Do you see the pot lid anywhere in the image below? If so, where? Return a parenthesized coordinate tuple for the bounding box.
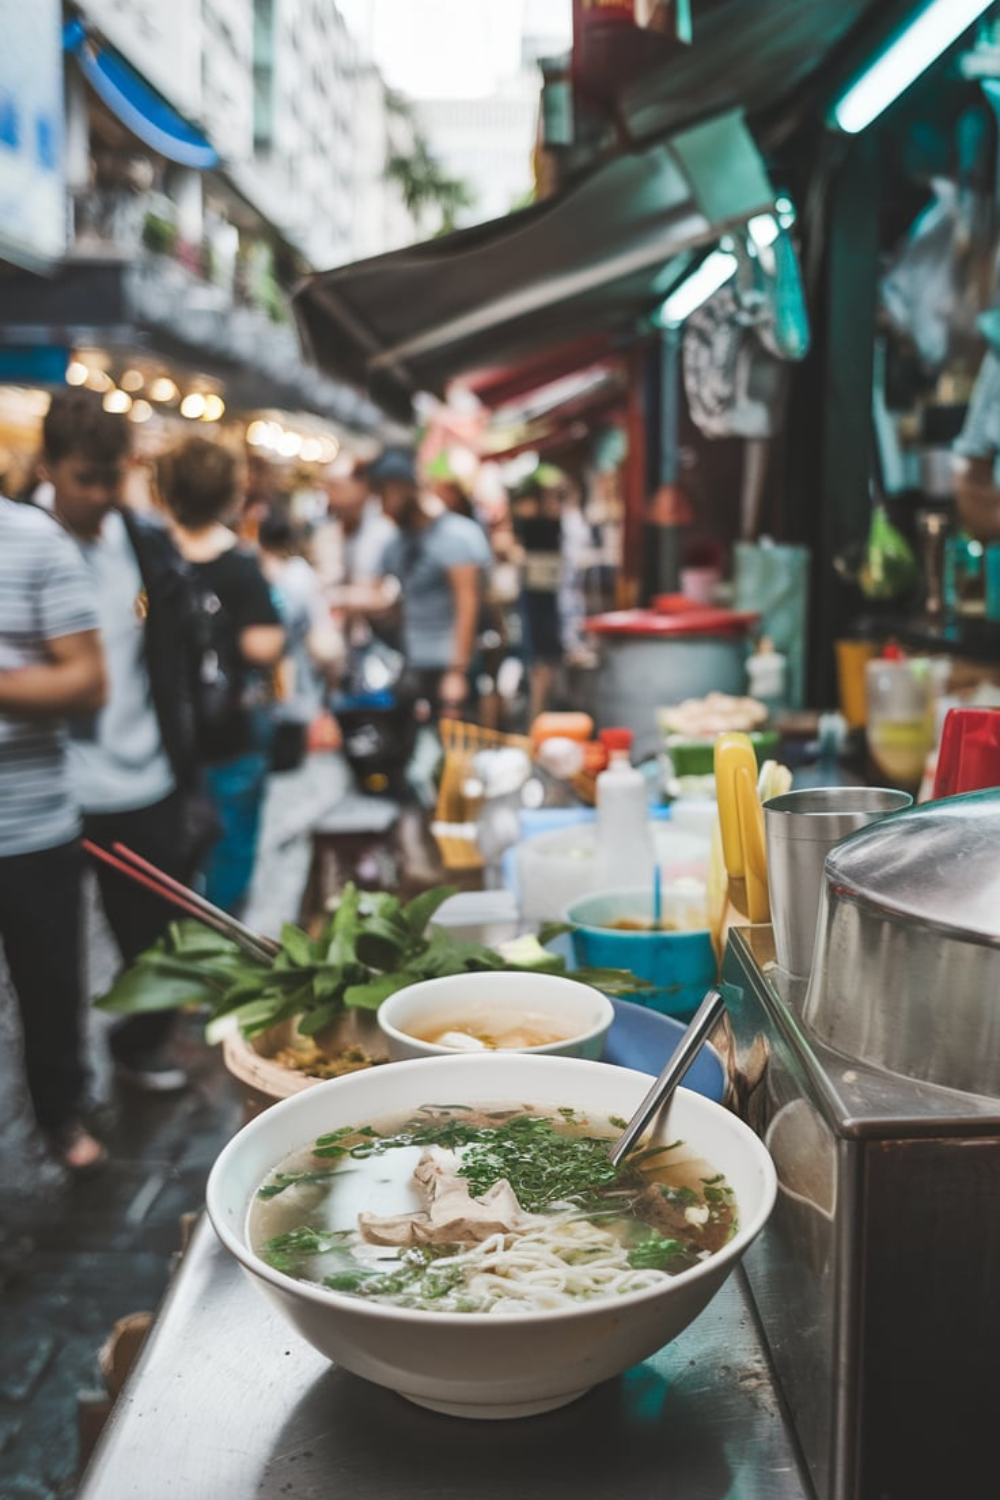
(585, 607, 759, 637)
(825, 789, 1000, 946)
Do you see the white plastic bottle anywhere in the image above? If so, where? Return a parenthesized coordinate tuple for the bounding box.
(594, 727, 656, 890)
(746, 636, 787, 718)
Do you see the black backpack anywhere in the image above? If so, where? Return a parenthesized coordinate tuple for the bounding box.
(191, 580, 249, 761)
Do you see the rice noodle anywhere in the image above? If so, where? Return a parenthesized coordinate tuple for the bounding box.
(386, 1214, 673, 1314)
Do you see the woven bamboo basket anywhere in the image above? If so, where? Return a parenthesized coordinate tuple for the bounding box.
(433, 720, 532, 870)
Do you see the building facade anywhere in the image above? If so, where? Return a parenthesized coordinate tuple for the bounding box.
(0, 0, 428, 461)
(75, 0, 399, 271)
(414, 74, 539, 230)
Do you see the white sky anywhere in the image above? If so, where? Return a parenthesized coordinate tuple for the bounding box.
(338, 0, 572, 99)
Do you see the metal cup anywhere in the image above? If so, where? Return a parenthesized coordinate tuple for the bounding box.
(763, 786, 913, 978)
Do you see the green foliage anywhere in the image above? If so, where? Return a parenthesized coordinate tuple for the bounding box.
(94, 883, 648, 1042)
(141, 211, 178, 256)
(385, 133, 475, 235)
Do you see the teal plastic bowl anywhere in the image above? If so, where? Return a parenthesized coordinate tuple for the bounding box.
(565, 888, 718, 1022)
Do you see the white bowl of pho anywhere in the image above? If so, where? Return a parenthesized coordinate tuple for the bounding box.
(206, 1053, 777, 1420)
(376, 970, 615, 1061)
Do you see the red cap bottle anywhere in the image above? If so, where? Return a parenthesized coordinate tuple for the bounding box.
(598, 727, 633, 753)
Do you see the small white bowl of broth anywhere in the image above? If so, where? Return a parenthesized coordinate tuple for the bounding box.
(376, 970, 615, 1062)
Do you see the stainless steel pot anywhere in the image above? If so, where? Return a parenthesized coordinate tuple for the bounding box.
(802, 789, 1000, 1097)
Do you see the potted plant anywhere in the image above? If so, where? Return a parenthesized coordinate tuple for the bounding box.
(97, 883, 642, 1116)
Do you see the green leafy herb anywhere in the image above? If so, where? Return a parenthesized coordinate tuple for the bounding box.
(659, 1184, 698, 1207)
(261, 1225, 349, 1271)
(94, 881, 652, 1044)
(702, 1175, 736, 1207)
(348, 1111, 630, 1213)
(257, 1169, 341, 1199)
(627, 1231, 700, 1273)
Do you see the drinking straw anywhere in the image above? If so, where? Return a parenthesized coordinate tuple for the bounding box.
(653, 863, 662, 928)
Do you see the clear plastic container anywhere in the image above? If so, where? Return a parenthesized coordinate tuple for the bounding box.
(864, 656, 935, 791)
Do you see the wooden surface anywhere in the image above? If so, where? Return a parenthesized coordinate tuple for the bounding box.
(300, 797, 483, 930)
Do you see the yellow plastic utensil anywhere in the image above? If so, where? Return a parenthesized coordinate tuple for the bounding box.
(714, 733, 770, 924)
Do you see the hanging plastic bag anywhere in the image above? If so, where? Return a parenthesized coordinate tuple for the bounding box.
(683, 227, 810, 440)
(851, 505, 920, 601)
(880, 177, 992, 374)
(683, 282, 788, 439)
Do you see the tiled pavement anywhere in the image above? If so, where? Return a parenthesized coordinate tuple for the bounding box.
(0, 753, 351, 1499)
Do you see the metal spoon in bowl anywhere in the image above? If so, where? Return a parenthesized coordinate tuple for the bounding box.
(607, 987, 727, 1168)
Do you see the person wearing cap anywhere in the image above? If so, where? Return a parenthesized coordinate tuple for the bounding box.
(366, 445, 492, 718)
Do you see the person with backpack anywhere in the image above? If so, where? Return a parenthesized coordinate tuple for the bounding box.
(40, 389, 213, 1094)
(154, 436, 284, 916)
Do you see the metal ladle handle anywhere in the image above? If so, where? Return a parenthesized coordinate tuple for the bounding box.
(608, 987, 727, 1168)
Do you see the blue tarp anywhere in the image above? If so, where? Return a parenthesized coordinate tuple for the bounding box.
(63, 19, 219, 171)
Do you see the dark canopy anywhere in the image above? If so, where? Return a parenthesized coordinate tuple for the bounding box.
(292, 0, 915, 421)
(294, 112, 773, 422)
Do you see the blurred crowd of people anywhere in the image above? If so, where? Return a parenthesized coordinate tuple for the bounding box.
(0, 389, 616, 1174)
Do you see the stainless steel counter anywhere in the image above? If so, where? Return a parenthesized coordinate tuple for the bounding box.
(78, 1214, 813, 1500)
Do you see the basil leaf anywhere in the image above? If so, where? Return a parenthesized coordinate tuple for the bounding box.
(280, 922, 314, 968)
(359, 890, 405, 926)
(96, 968, 217, 1013)
(536, 920, 574, 946)
(401, 885, 458, 936)
(320, 884, 359, 965)
(237, 990, 315, 1037)
(312, 966, 347, 1000)
(295, 1001, 343, 1036)
(355, 930, 407, 971)
(344, 974, 412, 1010)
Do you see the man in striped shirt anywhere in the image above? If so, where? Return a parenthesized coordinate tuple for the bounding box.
(0, 495, 108, 1172)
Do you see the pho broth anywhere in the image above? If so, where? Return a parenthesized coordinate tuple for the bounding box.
(249, 1101, 738, 1315)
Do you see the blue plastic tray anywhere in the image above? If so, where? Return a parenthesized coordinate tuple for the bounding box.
(603, 997, 724, 1102)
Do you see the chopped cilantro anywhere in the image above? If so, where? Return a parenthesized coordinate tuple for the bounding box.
(627, 1232, 700, 1273)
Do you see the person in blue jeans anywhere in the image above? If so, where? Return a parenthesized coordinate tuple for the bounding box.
(154, 437, 284, 915)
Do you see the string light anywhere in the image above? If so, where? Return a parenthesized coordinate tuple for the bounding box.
(102, 389, 132, 413)
(201, 394, 225, 421)
(149, 377, 179, 403)
(180, 392, 207, 419)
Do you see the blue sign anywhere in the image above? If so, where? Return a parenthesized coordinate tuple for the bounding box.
(0, 0, 66, 269)
(0, 346, 70, 383)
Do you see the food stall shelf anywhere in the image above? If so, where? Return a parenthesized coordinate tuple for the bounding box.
(78, 1214, 814, 1499)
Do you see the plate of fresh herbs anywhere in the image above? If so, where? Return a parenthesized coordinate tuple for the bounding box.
(96, 883, 648, 1061)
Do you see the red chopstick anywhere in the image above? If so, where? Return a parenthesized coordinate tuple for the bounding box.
(111, 843, 280, 960)
(82, 841, 279, 963)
